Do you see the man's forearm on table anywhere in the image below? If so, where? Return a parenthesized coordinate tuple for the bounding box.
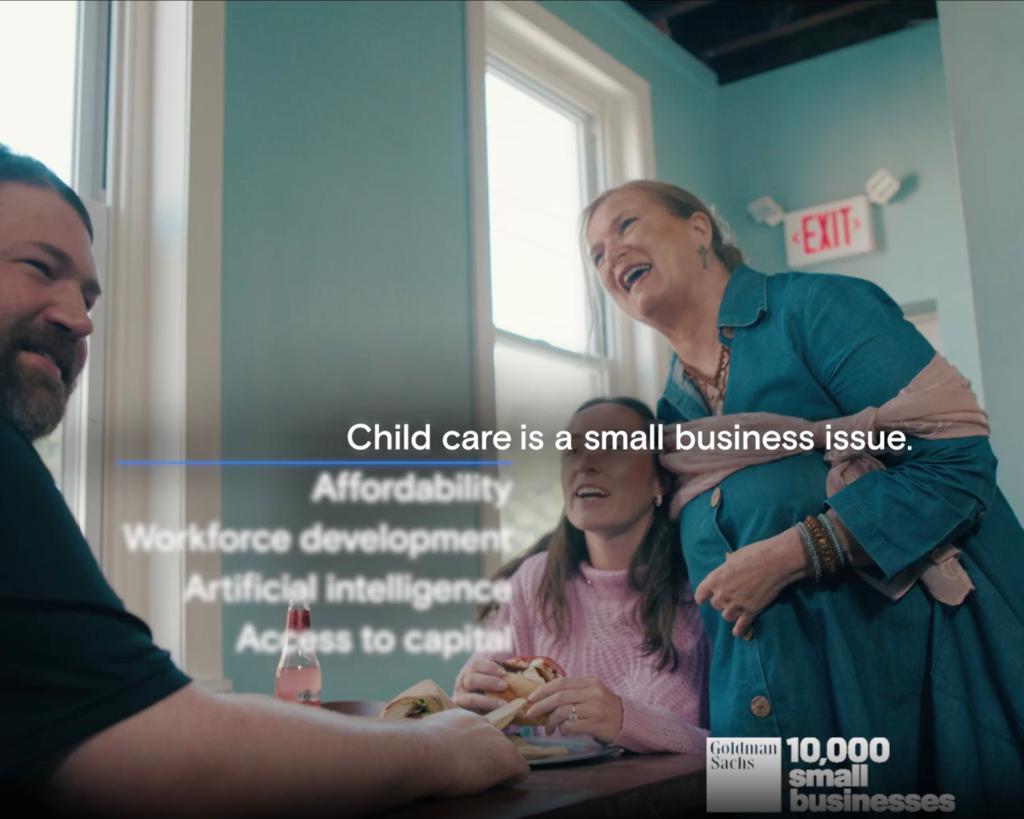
(52, 683, 448, 816)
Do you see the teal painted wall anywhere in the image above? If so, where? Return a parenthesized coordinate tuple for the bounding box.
(938, 0, 1024, 513)
(221, 0, 479, 699)
(220, 0, 717, 698)
(714, 23, 983, 395)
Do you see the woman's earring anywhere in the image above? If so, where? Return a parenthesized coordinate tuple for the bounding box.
(698, 244, 708, 269)
(654, 494, 663, 507)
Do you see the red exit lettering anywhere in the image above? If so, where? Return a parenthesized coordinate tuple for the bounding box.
(797, 205, 853, 255)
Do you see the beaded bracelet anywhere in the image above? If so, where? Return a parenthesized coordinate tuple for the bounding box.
(804, 515, 838, 577)
(796, 520, 823, 582)
(816, 512, 850, 571)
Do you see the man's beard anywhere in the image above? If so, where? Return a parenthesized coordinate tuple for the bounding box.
(0, 321, 80, 441)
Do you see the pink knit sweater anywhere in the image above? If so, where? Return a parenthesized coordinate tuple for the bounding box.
(457, 553, 709, 753)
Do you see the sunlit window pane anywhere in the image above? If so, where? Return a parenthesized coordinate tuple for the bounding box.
(0, 0, 80, 483)
(493, 340, 604, 554)
(0, 1, 79, 181)
(485, 70, 592, 354)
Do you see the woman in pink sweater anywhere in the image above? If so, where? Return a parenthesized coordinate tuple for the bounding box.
(454, 398, 709, 753)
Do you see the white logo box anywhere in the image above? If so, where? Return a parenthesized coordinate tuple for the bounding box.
(706, 737, 782, 813)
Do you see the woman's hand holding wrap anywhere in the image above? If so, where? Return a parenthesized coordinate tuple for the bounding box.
(524, 676, 624, 745)
(453, 657, 509, 713)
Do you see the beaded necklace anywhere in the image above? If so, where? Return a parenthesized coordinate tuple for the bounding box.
(681, 344, 730, 415)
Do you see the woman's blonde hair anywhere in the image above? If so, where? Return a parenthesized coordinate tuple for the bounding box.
(580, 180, 744, 272)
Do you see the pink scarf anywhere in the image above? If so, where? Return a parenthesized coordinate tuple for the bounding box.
(660, 354, 989, 604)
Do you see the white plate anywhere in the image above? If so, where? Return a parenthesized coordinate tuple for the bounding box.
(520, 737, 625, 767)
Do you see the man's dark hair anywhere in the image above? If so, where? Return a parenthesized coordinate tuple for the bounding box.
(0, 144, 93, 240)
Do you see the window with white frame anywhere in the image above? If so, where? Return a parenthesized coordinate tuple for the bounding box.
(469, 0, 660, 560)
(0, 0, 110, 549)
(4, 0, 226, 676)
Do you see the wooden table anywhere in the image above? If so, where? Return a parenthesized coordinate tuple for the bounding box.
(323, 701, 706, 819)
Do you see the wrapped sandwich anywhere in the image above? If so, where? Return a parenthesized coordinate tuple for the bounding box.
(495, 656, 565, 726)
(379, 679, 455, 720)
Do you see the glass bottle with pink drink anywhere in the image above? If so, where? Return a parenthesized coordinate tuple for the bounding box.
(274, 599, 322, 706)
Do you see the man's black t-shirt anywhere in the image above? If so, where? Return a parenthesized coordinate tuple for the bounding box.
(0, 418, 190, 781)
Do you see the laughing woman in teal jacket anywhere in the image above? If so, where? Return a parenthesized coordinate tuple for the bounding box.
(582, 180, 1024, 814)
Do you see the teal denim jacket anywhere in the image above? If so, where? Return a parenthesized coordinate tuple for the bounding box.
(658, 266, 1022, 806)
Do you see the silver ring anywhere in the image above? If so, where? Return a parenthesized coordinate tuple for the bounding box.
(570, 704, 578, 722)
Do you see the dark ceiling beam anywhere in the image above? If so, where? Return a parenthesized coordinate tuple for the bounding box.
(703, 0, 890, 60)
(647, 0, 716, 23)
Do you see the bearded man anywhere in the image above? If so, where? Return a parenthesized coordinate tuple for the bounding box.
(0, 145, 525, 816)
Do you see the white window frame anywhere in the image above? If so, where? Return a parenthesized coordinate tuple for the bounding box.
(466, 0, 664, 572)
(62, 0, 112, 555)
(484, 62, 608, 383)
(92, 0, 227, 689)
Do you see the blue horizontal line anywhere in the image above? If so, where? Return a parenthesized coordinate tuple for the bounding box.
(116, 459, 512, 468)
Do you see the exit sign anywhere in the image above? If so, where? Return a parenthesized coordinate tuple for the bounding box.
(784, 194, 874, 268)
